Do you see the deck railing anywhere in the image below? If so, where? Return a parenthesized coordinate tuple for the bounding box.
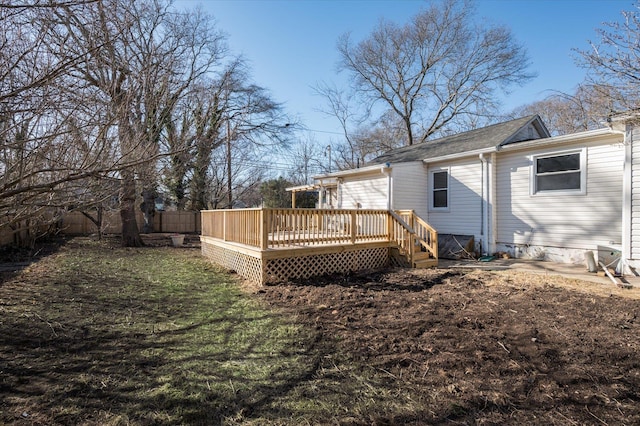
(395, 210, 438, 259)
(201, 208, 437, 262)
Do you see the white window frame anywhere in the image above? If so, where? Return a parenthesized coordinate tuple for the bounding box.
(530, 148, 587, 196)
(429, 168, 450, 211)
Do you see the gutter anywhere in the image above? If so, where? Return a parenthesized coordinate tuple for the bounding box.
(313, 163, 394, 180)
(600, 117, 632, 273)
(422, 147, 497, 165)
(497, 128, 622, 152)
(384, 164, 392, 210)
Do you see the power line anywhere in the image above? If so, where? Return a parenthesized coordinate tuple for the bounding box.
(302, 127, 343, 135)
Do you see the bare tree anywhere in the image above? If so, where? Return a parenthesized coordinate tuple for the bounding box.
(510, 84, 615, 135)
(222, 83, 293, 207)
(39, 0, 226, 245)
(160, 58, 293, 211)
(205, 139, 267, 209)
(161, 79, 225, 211)
(284, 136, 325, 184)
(314, 82, 367, 168)
(1, 0, 290, 246)
(0, 4, 119, 246)
(314, 84, 406, 170)
(576, 2, 640, 112)
(334, 0, 533, 147)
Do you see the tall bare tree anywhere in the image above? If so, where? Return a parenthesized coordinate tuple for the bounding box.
(577, 2, 640, 112)
(161, 80, 225, 211)
(1, 1, 291, 246)
(334, 0, 533, 147)
(161, 58, 292, 211)
(39, 0, 226, 245)
(221, 75, 293, 208)
(0, 3, 117, 246)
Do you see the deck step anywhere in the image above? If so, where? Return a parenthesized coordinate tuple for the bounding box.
(413, 251, 432, 259)
(413, 258, 438, 268)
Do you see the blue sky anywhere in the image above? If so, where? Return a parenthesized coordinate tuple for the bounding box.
(177, 0, 634, 155)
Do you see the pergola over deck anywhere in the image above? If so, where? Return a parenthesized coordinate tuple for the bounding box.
(200, 208, 437, 284)
(286, 178, 338, 209)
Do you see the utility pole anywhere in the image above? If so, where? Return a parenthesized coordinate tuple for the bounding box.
(226, 115, 232, 208)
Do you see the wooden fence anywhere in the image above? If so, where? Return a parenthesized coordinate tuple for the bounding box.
(61, 211, 201, 235)
(0, 210, 200, 247)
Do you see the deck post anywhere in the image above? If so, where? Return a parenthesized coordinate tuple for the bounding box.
(223, 210, 227, 241)
(350, 210, 357, 244)
(409, 229, 415, 266)
(261, 209, 269, 250)
(433, 230, 438, 260)
(408, 210, 415, 265)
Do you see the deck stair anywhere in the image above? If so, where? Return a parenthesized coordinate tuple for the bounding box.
(390, 210, 438, 269)
(413, 251, 438, 268)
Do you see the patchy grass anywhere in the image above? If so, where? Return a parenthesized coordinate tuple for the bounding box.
(0, 237, 331, 425)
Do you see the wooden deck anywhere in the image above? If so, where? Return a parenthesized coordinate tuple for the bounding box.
(200, 208, 438, 284)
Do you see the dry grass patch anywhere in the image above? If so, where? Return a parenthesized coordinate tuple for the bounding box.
(0, 237, 322, 425)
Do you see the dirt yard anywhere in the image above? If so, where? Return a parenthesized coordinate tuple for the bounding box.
(250, 267, 640, 425)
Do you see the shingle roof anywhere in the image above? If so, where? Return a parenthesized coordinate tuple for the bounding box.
(369, 115, 548, 165)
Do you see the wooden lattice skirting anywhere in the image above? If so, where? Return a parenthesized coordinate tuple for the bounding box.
(201, 236, 391, 284)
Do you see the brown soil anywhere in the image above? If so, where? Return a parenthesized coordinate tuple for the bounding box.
(250, 268, 640, 425)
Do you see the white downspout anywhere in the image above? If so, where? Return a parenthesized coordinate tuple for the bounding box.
(479, 154, 490, 255)
(490, 152, 497, 255)
(622, 125, 633, 272)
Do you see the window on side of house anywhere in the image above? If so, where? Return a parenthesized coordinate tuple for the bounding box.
(532, 149, 585, 195)
(431, 170, 449, 209)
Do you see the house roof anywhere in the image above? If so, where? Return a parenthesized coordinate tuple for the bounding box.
(369, 115, 550, 165)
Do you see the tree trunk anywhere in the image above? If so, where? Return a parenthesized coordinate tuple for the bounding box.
(140, 189, 155, 233)
(81, 205, 103, 240)
(120, 169, 143, 247)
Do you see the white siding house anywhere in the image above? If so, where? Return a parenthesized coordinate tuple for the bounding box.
(494, 131, 624, 262)
(340, 172, 389, 209)
(311, 113, 640, 272)
(425, 158, 484, 240)
(310, 162, 429, 213)
(389, 162, 428, 218)
(630, 126, 640, 261)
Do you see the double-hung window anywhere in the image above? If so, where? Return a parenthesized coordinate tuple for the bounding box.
(531, 149, 586, 195)
(431, 169, 449, 209)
